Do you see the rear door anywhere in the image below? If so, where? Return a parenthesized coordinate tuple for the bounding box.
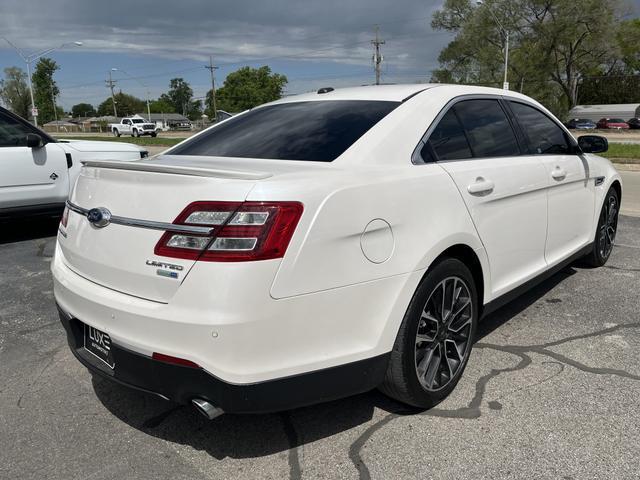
(422, 98, 549, 298)
(508, 101, 594, 265)
(0, 110, 69, 210)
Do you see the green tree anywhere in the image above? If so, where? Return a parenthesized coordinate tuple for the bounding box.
(97, 92, 146, 117)
(431, 0, 624, 116)
(32, 57, 60, 124)
(578, 71, 640, 105)
(159, 78, 201, 119)
(0, 66, 30, 119)
(210, 66, 287, 114)
(575, 18, 640, 105)
(148, 98, 175, 114)
(70, 103, 96, 118)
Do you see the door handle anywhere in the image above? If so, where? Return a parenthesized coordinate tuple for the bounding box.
(467, 177, 494, 196)
(551, 167, 567, 181)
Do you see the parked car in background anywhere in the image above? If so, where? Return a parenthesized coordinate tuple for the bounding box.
(109, 115, 157, 137)
(596, 118, 629, 130)
(0, 106, 148, 221)
(565, 118, 596, 130)
(627, 118, 640, 129)
(53, 84, 621, 418)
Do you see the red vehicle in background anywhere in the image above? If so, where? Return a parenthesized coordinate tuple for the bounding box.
(597, 118, 630, 129)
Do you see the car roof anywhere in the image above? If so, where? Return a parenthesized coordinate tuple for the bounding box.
(272, 84, 435, 103)
(270, 83, 540, 105)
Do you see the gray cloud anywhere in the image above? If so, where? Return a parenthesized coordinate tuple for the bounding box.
(0, 0, 450, 69)
(3, 0, 638, 107)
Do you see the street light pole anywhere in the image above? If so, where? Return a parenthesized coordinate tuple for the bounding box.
(25, 60, 37, 123)
(503, 31, 509, 90)
(2, 38, 82, 126)
(476, 1, 509, 90)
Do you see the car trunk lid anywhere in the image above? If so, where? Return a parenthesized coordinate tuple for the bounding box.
(59, 160, 262, 302)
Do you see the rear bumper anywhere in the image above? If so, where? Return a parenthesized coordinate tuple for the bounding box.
(58, 305, 389, 413)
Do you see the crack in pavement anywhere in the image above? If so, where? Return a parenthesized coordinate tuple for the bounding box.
(602, 265, 640, 273)
(613, 243, 640, 250)
(348, 321, 640, 479)
(280, 411, 303, 480)
(17, 354, 57, 408)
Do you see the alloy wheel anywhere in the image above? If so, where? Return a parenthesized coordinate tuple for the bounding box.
(415, 276, 473, 392)
(598, 194, 618, 259)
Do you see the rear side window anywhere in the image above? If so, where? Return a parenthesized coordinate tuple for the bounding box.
(454, 100, 520, 157)
(423, 109, 472, 161)
(509, 102, 571, 155)
(171, 100, 399, 162)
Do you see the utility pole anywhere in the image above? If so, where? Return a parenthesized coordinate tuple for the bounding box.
(111, 68, 151, 121)
(51, 88, 58, 132)
(371, 25, 385, 86)
(106, 70, 118, 117)
(205, 56, 218, 122)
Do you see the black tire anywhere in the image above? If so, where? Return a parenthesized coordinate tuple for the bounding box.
(583, 187, 619, 267)
(151, 132, 157, 138)
(379, 257, 478, 408)
(113, 129, 120, 137)
(132, 129, 139, 138)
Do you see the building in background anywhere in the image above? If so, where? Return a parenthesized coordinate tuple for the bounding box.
(135, 113, 192, 131)
(568, 104, 640, 122)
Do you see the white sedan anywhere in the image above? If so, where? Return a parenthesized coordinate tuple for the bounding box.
(0, 106, 148, 220)
(52, 84, 621, 418)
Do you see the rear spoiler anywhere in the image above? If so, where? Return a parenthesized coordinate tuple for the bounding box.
(81, 160, 272, 180)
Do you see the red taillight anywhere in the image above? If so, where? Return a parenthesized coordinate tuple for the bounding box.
(152, 352, 200, 369)
(60, 206, 69, 228)
(154, 201, 303, 262)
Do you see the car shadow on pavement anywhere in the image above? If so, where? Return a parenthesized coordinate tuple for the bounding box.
(0, 217, 60, 244)
(91, 265, 578, 461)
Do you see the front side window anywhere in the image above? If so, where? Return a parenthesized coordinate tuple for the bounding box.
(0, 112, 35, 147)
(423, 108, 472, 161)
(454, 99, 520, 157)
(171, 100, 399, 162)
(132, 119, 144, 124)
(509, 102, 571, 155)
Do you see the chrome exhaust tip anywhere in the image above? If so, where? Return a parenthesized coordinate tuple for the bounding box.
(191, 398, 224, 420)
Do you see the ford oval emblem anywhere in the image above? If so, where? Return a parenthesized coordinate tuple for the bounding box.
(87, 207, 112, 228)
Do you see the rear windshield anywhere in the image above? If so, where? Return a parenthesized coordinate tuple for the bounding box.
(171, 100, 399, 161)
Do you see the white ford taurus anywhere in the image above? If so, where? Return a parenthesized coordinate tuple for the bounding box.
(52, 84, 622, 418)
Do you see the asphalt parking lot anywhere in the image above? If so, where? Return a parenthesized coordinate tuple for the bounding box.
(1, 214, 639, 480)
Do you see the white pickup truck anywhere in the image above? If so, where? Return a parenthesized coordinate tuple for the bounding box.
(0, 106, 148, 221)
(109, 115, 158, 138)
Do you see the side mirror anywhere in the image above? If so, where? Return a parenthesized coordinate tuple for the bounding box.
(578, 135, 608, 154)
(25, 133, 43, 149)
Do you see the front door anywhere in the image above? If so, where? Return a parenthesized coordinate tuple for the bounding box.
(507, 101, 595, 265)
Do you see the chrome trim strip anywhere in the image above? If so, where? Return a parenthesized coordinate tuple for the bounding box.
(65, 200, 214, 235)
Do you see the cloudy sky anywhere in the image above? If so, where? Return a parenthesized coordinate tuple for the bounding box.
(0, 0, 638, 110)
